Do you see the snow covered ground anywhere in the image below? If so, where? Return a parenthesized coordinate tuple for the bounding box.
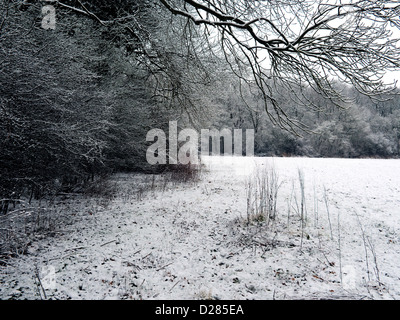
(1, 156, 399, 300)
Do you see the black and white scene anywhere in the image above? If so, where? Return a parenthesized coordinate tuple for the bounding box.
(1, 0, 400, 301)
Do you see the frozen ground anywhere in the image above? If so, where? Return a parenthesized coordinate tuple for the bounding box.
(0, 156, 399, 300)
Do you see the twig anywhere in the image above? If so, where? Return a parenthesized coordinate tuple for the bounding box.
(287, 180, 294, 229)
(58, 1, 109, 26)
(355, 211, 370, 282)
(65, 246, 87, 252)
(321, 250, 334, 267)
(35, 266, 47, 300)
(323, 186, 334, 240)
(313, 181, 319, 228)
(298, 168, 306, 250)
(100, 239, 117, 247)
(48, 252, 78, 261)
(169, 279, 181, 292)
(156, 262, 173, 271)
(142, 252, 152, 260)
(366, 236, 381, 283)
(337, 209, 342, 284)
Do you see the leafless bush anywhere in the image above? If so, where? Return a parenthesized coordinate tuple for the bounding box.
(114, 162, 203, 205)
(83, 176, 117, 199)
(355, 211, 381, 286)
(0, 203, 62, 262)
(165, 162, 203, 185)
(246, 164, 281, 225)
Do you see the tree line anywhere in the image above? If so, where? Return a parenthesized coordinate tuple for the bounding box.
(1, 0, 400, 210)
(211, 82, 400, 158)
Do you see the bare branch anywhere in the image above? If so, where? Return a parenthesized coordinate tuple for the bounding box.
(158, 0, 400, 132)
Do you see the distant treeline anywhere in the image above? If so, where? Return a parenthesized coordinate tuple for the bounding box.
(210, 84, 400, 159)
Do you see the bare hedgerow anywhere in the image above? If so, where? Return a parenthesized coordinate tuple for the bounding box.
(165, 162, 203, 185)
(114, 162, 204, 204)
(0, 201, 67, 263)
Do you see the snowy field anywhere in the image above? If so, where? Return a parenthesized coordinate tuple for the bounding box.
(1, 156, 399, 300)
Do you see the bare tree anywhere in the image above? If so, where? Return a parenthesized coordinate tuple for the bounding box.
(46, 1, 400, 134)
(158, 0, 400, 132)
